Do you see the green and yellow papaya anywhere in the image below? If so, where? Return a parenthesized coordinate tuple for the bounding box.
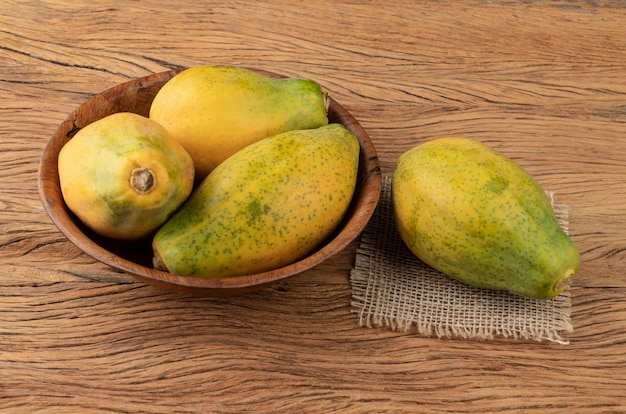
(58, 112, 195, 240)
(152, 123, 360, 278)
(392, 137, 579, 300)
(150, 65, 329, 179)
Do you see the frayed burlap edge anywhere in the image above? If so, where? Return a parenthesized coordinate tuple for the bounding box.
(350, 176, 573, 344)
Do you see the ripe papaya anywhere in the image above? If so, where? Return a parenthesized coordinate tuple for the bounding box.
(58, 112, 195, 240)
(392, 137, 579, 300)
(152, 123, 359, 278)
(149, 65, 329, 179)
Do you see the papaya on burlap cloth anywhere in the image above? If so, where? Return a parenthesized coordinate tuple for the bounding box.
(350, 176, 573, 344)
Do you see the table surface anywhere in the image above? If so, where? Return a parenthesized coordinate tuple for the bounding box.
(2, 1, 626, 412)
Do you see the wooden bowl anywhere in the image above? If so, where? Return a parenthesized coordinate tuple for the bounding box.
(38, 68, 382, 296)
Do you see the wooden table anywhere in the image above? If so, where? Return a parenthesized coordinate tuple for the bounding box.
(2, 1, 625, 412)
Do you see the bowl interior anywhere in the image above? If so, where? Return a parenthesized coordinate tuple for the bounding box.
(38, 68, 382, 296)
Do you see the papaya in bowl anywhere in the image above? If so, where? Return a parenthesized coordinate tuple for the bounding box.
(38, 67, 382, 296)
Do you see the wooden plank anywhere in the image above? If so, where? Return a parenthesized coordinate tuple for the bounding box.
(0, 283, 625, 412)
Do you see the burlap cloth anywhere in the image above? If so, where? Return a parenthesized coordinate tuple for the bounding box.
(351, 176, 573, 344)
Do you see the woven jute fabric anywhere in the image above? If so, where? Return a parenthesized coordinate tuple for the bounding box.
(351, 176, 573, 344)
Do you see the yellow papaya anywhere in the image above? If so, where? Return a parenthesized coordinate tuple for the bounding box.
(152, 123, 359, 278)
(58, 112, 195, 240)
(392, 137, 579, 300)
(149, 65, 329, 179)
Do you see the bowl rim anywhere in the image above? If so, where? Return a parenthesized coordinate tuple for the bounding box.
(38, 67, 382, 295)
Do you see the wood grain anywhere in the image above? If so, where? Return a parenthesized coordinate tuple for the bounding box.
(2, 0, 626, 412)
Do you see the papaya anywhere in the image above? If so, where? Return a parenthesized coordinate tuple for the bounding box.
(58, 112, 195, 240)
(392, 137, 579, 300)
(149, 65, 329, 179)
(152, 123, 360, 278)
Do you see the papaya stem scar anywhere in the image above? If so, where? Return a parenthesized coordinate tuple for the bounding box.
(130, 167, 155, 194)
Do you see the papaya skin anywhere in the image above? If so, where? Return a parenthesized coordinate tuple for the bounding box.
(152, 123, 359, 279)
(392, 137, 580, 300)
(58, 112, 195, 240)
(149, 65, 329, 179)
